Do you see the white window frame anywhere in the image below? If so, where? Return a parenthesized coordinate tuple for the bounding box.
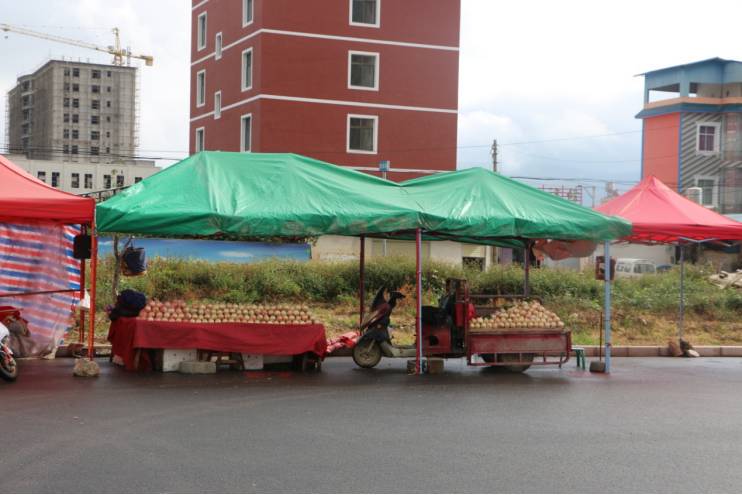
(694, 175, 718, 208)
(214, 91, 222, 119)
(349, 0, 380, 28)
(215, 32, 223, 60)
(197, 12, 207, 51)
(696, 122, 721, 155)
(348, 50, 379, 91)
(240, 113, 253, 152)
(196, 69, 206, 107)
(346, 114, 378, 155)
(195, 127, 205, 152)
(243, 0, 254, 27)
(241, 47, 253, 92)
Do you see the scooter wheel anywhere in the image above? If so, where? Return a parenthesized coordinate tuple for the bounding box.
(0, 356, 18, 382)
(352, 340, 382, 369)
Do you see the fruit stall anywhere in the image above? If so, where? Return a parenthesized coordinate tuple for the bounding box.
(96, 153, 428, 373)
(108, 301, 327, 372)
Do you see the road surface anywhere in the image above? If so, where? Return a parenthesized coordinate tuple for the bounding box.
(2, 357, 742, 493)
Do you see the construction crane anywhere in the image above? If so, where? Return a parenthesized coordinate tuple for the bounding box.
(0, 23, 153, 67)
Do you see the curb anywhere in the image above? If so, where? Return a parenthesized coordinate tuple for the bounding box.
(573, 345, 742, 358)
(329, 345, 742, 358)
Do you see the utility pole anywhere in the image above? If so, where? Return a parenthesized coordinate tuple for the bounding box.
(490, 139, 498, 172)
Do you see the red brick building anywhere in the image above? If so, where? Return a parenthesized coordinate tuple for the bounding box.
(189, 0, 460, 180)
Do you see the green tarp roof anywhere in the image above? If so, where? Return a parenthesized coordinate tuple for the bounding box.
(96, 152, 630, 244)
(403, 167, 631, 242)
(97, 152, 422, 238)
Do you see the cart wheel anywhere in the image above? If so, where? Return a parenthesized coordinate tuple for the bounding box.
(352, 340, 382, 369)
(498, 353, 534, 373)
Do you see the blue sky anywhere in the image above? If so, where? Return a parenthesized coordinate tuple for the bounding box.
(1, 0, 741, 200)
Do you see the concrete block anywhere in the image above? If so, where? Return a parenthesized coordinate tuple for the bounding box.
(694, 346, 721, 357)
(721, 346, 742, 357)
(73, 358, 100, 377)
(627, 346, 662, 357)
(241, 354, 264, 370)
(178, 360, 216, 374)
(163, 349, 198, 372)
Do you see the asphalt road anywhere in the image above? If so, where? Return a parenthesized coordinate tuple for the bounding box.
(2, 357, 742, 493)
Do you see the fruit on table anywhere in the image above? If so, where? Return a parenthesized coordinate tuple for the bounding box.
(139, 300, 320, 324)
(470, 300, 564, 330)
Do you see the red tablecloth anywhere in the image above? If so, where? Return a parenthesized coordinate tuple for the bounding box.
(108, 317, 327, 371)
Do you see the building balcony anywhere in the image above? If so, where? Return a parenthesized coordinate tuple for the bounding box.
(637, 95, 742, 118)
(644, 95, 742, 110)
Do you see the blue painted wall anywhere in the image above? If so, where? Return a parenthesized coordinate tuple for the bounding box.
(97, 237, 311, 263)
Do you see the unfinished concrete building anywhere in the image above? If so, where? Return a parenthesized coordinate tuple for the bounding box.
(5, 59, 158, 192)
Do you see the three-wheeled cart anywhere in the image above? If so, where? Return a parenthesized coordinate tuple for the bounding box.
(353, 279, 571, 372)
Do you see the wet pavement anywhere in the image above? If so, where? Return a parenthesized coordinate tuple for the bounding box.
(2, 357, 742, 493)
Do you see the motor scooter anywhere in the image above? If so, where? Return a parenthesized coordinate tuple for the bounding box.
(352, 289, 417, 368)
(0, 322, 18, 382)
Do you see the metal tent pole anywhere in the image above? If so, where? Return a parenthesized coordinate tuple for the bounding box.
(603, 241, 612, 373)
(524, 241, 531, 297)
(416, 228, 423, 374)
(78, 226, 87, 344)
(359, 235, 365, 327)
(87, 226, 98, 359)
(678, 244, 685, 341)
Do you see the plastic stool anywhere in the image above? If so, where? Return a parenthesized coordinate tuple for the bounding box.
(573, 347, 586, 370)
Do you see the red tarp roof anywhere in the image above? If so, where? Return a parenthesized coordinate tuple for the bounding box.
(0, 155, 95, 224)
(596, 175, 742, 243)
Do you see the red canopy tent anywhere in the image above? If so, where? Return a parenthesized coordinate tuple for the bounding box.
(0, 155, 98, 357)
(596, 176, 742, 243)
(597, 175, 742, 343)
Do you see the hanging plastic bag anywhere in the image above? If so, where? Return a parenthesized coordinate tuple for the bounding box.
(121, 238, 147, 277)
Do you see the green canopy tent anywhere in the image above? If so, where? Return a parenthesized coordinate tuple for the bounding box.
(96, 152, 631, 373)
(97, 151, 439, 373)
(97, 152, 426, 238)
(401, 167, 631, 371)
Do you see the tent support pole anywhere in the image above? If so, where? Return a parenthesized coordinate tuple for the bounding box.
(603, 241, 612, 373)
(87, 225, 98, 359)
(359, 235, 365, 327)
(524, 241, 531, 297)
(678, 244, 685, 341)
(416, 228, 423, 374)
(78, 226, 87, 345)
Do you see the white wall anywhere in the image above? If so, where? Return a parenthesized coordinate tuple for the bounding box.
(311, 235, 491, 268)
(4, 153, 159, 193)
(603, 243, 673, 265)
